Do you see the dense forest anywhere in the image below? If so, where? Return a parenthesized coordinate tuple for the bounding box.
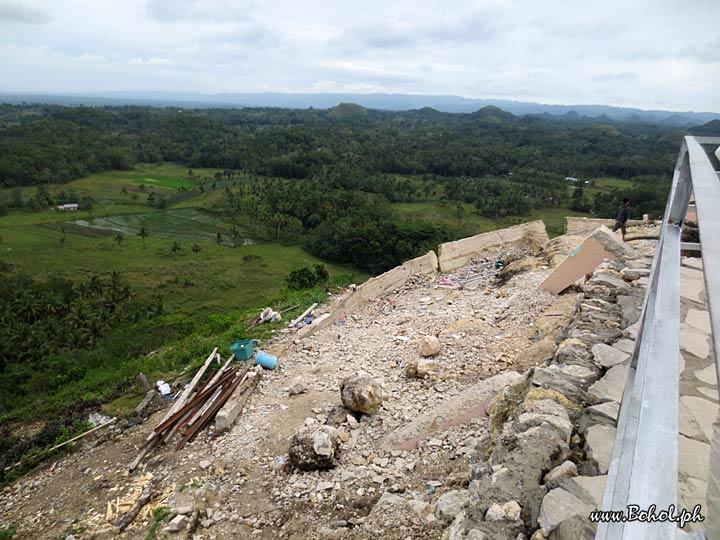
(0, 103, 679, 186)
(0, 103, 680, 273)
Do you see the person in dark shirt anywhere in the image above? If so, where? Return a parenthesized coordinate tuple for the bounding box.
(612, 198, 631, 241)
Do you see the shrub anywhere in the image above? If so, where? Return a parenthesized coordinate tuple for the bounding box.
(286, 264, 329, 290)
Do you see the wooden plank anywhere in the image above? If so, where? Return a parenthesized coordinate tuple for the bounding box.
(129, 347, 218, 471)
(289, 303, 317, 327)
(4, 417, 117, 472)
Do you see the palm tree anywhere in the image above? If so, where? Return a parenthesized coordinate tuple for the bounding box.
(138, 226, 148, 249)
(229, 225, 241, 247)
(191, 243, 201, 255)
(114, 231, 124, 246)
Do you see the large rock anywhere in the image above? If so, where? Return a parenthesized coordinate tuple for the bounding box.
(340, 372, 383, 414)
(523, 338, 558, 366)
(621, 267, 650, 281)
(484, 500, 521, 522)
(584, 424, 616, 474)
(288, 377, 307, 396)
(497, 257, 539, 282)
(538, 488, 595, 536)
(588, 364, 629, 403)
(531, 367, 595, 406)
(549, 515, 597, 540)
(589, 226, 635, 260)
(559, 475, 607, 508)
(592, 272, 630, 291)
(288, 425, 341, 470)
(435, 490, 471, 523)
(381, 371, 521, 450)
(543, 461, 578, 488)
(419, 335, 441, 357)
(514, 412, 573, 443)
(405, 358, 440, 378)
(468, 424, 569, 516)
(591, 343, 630, 368)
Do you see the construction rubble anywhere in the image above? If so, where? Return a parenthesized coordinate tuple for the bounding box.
(0, 222, 661, 540)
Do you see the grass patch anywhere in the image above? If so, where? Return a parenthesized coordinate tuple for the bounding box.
(146, 506, 174, 540)
(393, 201, 591, 238)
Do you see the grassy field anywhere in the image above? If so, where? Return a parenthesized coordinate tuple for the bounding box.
(0, 163, 219, 207)
(591, 177, 635, 190)
(0, 164, 364, 322)
(393, 201, 591, 238)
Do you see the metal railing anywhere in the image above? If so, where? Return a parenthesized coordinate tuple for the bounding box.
(596, 136, 720, 540)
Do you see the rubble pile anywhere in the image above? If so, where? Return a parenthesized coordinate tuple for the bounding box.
(0, 225, 659, 540)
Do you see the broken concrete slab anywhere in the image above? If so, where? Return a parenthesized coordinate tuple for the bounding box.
(380, 371, 521, 450)
(591, 343, 630, 368)
(588, 364, 629, 403)
(538, 488, 595, 536)
(584, 424, 617, 474)
(540, 234, 617, 295)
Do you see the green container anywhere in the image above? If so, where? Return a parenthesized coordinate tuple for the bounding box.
(231, 339, 254, 361)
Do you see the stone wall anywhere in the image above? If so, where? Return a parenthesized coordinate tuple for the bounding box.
(437, 221, 549, 273)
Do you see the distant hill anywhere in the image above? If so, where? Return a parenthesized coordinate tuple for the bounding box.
(1, 90, 718, 127)
(327, 102, 368, 120)
(689, 119, 720, 135)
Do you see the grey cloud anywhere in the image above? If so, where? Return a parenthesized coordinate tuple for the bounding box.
(329, 22, 416, 54)
(330, 12, 495, 54)
(146, 0, 254, 23)
(0, 1, 52, 24)
(678, 36, 720, 63)
(592, 72, 637, 82)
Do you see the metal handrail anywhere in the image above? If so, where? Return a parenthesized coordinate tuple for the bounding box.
(596, 136, 720, 540)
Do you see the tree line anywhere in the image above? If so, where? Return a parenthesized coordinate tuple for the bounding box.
(0, 104, 679, 189)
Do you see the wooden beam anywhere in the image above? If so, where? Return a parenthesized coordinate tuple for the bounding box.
(288, 303, 317, 328)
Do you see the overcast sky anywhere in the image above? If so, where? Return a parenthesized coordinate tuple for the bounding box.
(1, 0, 719, 111)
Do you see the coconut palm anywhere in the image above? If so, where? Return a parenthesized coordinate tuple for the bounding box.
(138, 226, 148, 249)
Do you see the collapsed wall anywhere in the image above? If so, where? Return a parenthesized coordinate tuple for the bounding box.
(437, 221, 549, 273)
(296, 222, 549, 340)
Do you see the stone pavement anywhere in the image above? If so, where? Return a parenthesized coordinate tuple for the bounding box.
(678, 257, 718, 534)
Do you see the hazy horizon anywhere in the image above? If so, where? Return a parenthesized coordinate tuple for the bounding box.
(2, 0, 719, 111)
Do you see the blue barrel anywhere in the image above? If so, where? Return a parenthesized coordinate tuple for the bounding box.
(254, 350, 277, 370)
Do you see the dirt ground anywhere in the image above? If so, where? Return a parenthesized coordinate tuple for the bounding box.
(0, 248, 580, 540)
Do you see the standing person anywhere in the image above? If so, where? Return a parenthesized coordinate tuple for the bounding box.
(612, 198, 631, 241)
